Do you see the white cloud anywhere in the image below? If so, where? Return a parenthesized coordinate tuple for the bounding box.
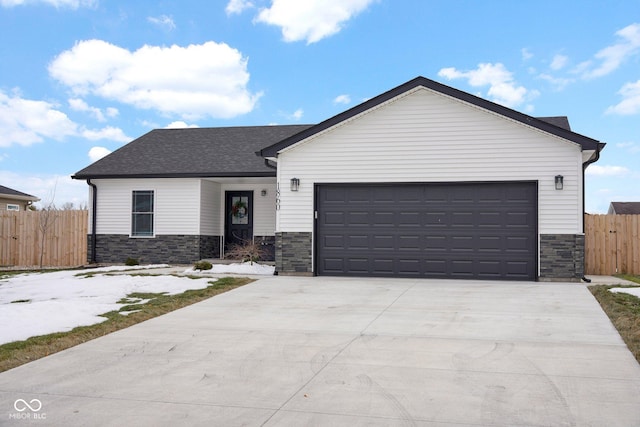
(585, 164, 630, 176)
(68, 98, 119, 122)
(49, 40, 262, 120)
(147, 15, 176, 31)
(290, 108, 303, 120)
(581, 23, 640, 79)
(550, 54, 568, 70)
(0, 0, 96, 7)
(226, 0, 253, 15)
(521, 48, 533, 61)
(333, 94, 351, 104)
(88, 146, 111, 162)
(606, 80, 640, 115)
(616, 141, 640, 153)
(81, 126, 130, 142)
(255, 0, 376, 44)
(438, 63, 532, 108)
(538, 73, 574, 91)
(165, 121, 199, 129)
(0, 90, 77, 147)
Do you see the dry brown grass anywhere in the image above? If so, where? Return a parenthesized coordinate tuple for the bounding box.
(590, 277, 640, 364)
(0, 276, 252, 373)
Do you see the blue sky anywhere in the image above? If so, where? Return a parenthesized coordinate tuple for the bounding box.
(0, 0, 639, 213)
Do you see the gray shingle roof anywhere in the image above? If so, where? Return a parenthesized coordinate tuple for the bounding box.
(73, 125, 312, 179)
(608, 202, 640, 215)
(0, 185, 39, 200)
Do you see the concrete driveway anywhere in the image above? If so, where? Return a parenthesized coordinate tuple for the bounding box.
(1, 276, 640, 426)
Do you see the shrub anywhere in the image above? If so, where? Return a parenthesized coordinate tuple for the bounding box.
(125, 257, 139, 266)
(194, 260, 213, 271)
(225, 240, 267, 265)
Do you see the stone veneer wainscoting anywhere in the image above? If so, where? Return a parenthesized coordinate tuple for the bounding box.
(87, 235, 220, 264)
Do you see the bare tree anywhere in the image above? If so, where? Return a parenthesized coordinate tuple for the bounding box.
(38, 184, 59, 269)
(60, 201, 75, 210)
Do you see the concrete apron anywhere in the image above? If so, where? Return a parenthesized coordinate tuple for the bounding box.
(1, 276, 639, 426)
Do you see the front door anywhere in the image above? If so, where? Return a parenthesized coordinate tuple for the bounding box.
(225, 191, 253, 249)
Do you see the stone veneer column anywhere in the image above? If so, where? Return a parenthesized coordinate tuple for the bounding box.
(539, 234, 585, 282)
(275, 232, 312, 275)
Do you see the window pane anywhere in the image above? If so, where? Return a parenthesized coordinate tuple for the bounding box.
(133, 191, 153, 213)
(132, 214, 153, 236)
(132, 191, 154, 236)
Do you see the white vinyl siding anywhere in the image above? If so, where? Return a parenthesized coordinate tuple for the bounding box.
(93, 178, 201, 235)
(200, 180, 221, 235)
(277, 87, 584, 235)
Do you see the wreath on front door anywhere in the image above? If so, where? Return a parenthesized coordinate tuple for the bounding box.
(231, 200, 247, 218)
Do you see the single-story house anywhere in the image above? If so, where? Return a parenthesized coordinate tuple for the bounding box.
(72, 76, 605, 281)
(608, 202, 640, 215)
(0, 185, 39, 211)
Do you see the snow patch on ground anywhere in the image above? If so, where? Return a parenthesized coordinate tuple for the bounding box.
(185, 262, 275, 276)
(0, 265, 210, 345)
(609, 287, 640, 298)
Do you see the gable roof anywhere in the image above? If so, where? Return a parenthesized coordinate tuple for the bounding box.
(0, 185, 39, 201)
(260, 76, 605, 158)
(608, 202, 640, 215)
(73, 125, 313, 180)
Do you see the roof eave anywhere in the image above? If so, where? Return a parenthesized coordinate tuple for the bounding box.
(0, 194, 40, 202)
(72, 171, 277, 180)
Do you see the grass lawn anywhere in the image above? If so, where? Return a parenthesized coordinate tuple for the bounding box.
(590, 275, 640, 364)
(0, 276, 251, 373)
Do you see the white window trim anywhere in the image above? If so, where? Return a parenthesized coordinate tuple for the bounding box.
(6, 204, 20, 211)
(130, 189, 156, 238)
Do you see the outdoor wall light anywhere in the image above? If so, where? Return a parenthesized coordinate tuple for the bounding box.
(290, 178, 300, 192)
(555, 175, 564, 190)
(261, 189, 267, 197)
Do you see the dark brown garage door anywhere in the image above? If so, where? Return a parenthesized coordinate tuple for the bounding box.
(315, 182, 537, 280)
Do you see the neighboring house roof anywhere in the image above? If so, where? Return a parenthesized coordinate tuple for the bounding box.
(0, 185, 39, 201)
(260, 76, 605, 158)
(608, 202, 640, 215)
(73, 125, 313, 179)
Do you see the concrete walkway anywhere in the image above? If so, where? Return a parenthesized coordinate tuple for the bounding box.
(1, 276, 639, 426)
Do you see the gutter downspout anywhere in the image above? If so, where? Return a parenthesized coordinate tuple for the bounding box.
(580, 144, 604, 283)
(87, 179, 97, 264)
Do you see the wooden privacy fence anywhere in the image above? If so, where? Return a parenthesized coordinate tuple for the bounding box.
(0, 210, 88, 268)
(585, 214, 640, 275)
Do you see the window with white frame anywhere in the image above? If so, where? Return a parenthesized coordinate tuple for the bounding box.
(6, 204, 20, 211)
(131, 190, 154, 237)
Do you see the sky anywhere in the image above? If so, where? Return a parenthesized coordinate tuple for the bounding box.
(0, 0, 639, 213)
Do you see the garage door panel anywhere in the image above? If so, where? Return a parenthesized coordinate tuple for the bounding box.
(347, 235, 369, 249)
(323, 235, 344, 249)
(398, 212, 421, 226)
(398, 235, 420, 250)
(324, 212, 345, 225)
(316, 182, 537, 280)
(347, 211, 369, 226)
(373, 212, 395, 226)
